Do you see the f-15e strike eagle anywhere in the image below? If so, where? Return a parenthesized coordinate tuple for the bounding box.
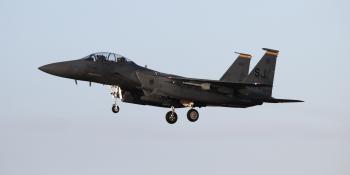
(39, 48, 303, 124)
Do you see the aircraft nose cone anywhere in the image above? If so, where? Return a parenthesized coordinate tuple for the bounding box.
(38, 63, 63, 75)
(38, 64, 52, 73)
(39, 61, 79, 79)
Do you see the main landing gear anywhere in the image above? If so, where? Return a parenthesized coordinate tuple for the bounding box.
(165, 107, 177, 124)
(111, 85, 122, 113)
(187, 108, 199, 122)
(165, 107, 199, 124)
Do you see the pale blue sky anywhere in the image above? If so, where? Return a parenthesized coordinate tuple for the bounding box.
(1, 0, 349, 175)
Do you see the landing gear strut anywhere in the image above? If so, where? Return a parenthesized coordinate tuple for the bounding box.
(165, 106, 177, 124)
(111, 85, 122, 113)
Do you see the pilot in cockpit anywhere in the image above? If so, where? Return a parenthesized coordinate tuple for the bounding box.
(117, 57, 126, 63)
(96, 55, 107, 61)
(84, 53, 131, 63)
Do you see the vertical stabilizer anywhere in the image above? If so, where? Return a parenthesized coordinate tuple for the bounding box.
(220, 52, 251, 82)
(245, 48, 279, 97)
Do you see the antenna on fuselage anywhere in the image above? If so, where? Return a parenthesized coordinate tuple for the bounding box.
(75, 80, 77, 85)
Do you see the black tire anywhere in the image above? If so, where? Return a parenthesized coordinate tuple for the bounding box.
(112, 104, 120, 113)
(187, 109, 199, 122)
(165, 111, 177, 124)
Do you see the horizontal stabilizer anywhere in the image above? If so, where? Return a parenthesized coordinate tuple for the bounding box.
(264, 98, 304, 103)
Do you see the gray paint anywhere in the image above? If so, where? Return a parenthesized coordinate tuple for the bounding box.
(39, 49, 301, 118)
(1, 0, 349, 174)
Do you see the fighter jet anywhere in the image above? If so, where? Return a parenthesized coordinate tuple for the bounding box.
(39, 48, 303, 124)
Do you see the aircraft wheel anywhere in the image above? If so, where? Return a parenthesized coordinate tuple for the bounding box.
(112, 104, 120, 113)
(165, 111, 177, 124)
(187, 109, 199, 122)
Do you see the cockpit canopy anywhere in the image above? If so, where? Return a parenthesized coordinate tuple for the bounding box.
(83, 52, 133, 63)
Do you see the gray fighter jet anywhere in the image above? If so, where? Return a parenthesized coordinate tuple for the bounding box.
(39, 48, 303, 124)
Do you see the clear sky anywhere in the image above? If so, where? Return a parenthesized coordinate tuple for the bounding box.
(1, 0, 349, 174)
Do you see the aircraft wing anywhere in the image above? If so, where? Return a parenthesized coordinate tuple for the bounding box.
(167, 76, 272, 89)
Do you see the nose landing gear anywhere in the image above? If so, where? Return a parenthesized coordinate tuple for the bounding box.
(112, 104, 120, 113)
(111, 85, 122, 113)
